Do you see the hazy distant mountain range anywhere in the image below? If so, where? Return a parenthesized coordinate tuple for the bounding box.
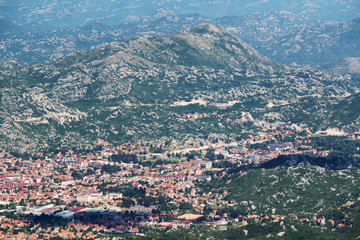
(1, 0, 359, 28)
(0, 9, 359, 69)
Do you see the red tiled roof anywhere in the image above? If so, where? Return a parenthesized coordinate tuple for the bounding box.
(70, 206, 86, 211)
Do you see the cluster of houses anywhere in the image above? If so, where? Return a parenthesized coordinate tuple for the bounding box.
(0, 129, 357, 238)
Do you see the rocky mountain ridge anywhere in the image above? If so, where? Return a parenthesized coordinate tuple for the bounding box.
(1, 9, 359, 70)
(321, 57, 360, 87)
(0, 24, 357, 152)
(1, 0, 358, 29)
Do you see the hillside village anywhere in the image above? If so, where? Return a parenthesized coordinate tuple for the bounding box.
(0, 126, 358, 239)
(0, 1, 359, 239)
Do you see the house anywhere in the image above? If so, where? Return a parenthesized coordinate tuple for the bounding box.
(219, 226, 227, 231)
(268, 143, 294, 152)
(201, 161, 212, 170)
(193, 175, 211, 181)
(77, 192, 122, 203)
(158, 222, 176, 228)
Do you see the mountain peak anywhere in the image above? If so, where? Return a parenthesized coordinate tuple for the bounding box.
(190, 24, 224, 35)
(149, 8, 176, 19)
